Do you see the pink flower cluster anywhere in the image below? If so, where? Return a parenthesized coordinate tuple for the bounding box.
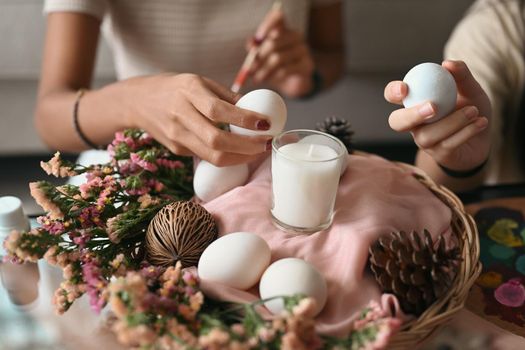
(37, 216, 67, 235)
(79, 175, 118, 208)
(351, 300, 402, 350)
(109, 262, 203, 348)
(40, 151, 77, 177)
(107, 130, 154, 158)
(82, 256, 108, 313)
(123, 177, 165, 196)
(29, 182, 64, 220)
(156, 158, 185, 170)
(4, 129, 194, 323)
(130, 153, 158, 172)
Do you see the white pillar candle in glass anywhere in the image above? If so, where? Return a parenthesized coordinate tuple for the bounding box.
(271, 129, 346, 233)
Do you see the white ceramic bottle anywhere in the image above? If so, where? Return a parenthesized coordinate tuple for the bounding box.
(0, 196, 40, 307)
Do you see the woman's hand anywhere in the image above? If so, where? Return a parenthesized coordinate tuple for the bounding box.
(122, 73, 273, 166)
(384, 60, 491, 174)
(248, 8, 315, 98)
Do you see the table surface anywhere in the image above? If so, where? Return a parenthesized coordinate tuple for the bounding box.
(1, 153, 524, 347)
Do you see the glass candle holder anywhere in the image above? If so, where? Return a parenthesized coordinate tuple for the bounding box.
(271, 129, 347, 233)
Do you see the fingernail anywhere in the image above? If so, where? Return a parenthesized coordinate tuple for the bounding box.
(265, 139, 273, 151)
(464, 106, 478, 120)
(418, 102, 435, 118)
(256, 120, 271, 130)
(253, 34, 265, 45)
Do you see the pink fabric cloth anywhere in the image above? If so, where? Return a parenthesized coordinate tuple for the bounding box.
(201, 153, 452, 336)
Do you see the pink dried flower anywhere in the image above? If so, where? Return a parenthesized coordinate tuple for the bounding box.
(78, 206, 103, 228)
(182, 270, 198, 286)
(114, 131, 136, 148)
(138, 194, 154, 208)
(199, 328, 230, 348)
(257, 327, 275, 342)
(281, 332, 307, 350)
(53, 281, 85, 314)
(130, 153, 158, 172)
(114, 323, 157, 348)
(110, 254, 128, 276)
(189, 292, 204, 312)
(3, 230, 21, 255)
(156, 158, 184, 169)
(292, 298, 318, 318)
(82, 258, 108, 313)
(353, 300, 388, 330)
(40, 152, 77, 177)
(106, 214, 123, 243)
(30, 182, 63, 220)
(53, 287, 70, 314)
(63, 264, 75, 280)
(37, 215, 66, 235)
(362, 318, 402, 350)
(231, 324, 245, 337)
(138, 133, 154, 146)
(177, 304, 195, 321)
(43, 246, 59, 265)
(164, 319, 199, 348)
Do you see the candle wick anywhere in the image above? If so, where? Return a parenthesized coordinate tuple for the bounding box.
(308, 144, 315, 157)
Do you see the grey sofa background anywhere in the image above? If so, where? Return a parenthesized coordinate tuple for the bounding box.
(0, 0, 474, 155)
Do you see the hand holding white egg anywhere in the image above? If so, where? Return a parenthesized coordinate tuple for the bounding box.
(385, 60, 491, 180)
(230, 89, 287, 137)
(193, 89, 287, 202)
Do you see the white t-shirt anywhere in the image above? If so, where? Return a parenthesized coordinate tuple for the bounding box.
(44, 0, 340, 85)
(445, 0, 525, 184)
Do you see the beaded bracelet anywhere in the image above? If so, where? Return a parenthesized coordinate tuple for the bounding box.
(437, 157, 489, 178)
(73, 89, 104, 150)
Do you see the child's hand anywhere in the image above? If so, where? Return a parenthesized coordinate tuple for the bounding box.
(384, 60, 491, 173)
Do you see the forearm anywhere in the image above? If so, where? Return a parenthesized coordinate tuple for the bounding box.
(35, 81, 132, 152)
(415, 150, 486, 192)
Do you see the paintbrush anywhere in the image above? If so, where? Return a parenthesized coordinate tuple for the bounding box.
(231, 1, 282, 93)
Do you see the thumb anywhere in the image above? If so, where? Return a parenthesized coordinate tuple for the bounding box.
(254, 4, 285, 41)
(442, 60, 484, 99)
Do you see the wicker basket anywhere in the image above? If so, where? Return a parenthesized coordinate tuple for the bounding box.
(387, 161, 482, 349)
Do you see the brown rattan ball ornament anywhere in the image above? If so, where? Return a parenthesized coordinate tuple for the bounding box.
(369, 230, 460, 316)
(145, 201, 218, 268)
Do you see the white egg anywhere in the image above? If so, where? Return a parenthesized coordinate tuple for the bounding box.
(402, 62, 457, 124)
(230, 89, 287, 136)
(193, 161, 249, 202)
(198, 232, 271, 290)
(259, 258, 327, 316)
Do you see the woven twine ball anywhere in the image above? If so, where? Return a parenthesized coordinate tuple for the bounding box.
(145, 201, 218, 268)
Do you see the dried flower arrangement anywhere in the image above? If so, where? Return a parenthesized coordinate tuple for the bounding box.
(3, 129, 400, 349)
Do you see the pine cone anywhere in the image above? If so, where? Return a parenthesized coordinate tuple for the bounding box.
(369, 230, 460, 316)
(316, 116, 354, 153)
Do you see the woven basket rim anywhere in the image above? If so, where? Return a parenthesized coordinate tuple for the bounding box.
(372, 156, 482, 348)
